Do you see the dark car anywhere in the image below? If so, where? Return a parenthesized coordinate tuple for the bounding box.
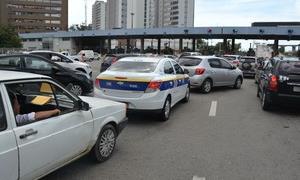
(238, 56, 257, 77)
(257, 57, 300, 110)
(100, 54, 141, 72)
(0, 54, 93, 96)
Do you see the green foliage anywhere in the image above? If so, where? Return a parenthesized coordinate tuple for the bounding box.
(0, 25, 22, 48)
(197, 39, 241, 55)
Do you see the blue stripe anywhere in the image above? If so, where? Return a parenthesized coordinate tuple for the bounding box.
(99, 77, 189, 92)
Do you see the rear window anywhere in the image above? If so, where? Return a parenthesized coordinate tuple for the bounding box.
(241, 58, 255, 63)
(109, 61, 157, 73)
(278, 61, 300, 75)
(224, 56, 236, 61)
(179, 58, 202, 66)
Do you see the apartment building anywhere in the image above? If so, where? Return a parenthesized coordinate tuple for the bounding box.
(0, 0, 68, 33)
(92, 0, 106, 30)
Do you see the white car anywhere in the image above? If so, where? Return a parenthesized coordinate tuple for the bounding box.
(95, 57, 190, 121)
(71, 50, 95, 62)
(28, 51, 93, 78)
(0, 71, 127, 180)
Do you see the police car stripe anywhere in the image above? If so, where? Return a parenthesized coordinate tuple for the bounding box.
(97, 75, 189, 92)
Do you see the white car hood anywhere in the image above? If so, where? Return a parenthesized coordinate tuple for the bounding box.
(79, 96, 126, 117)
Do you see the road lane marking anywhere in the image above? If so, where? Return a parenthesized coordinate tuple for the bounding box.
(192, 176, 206, 180)
(209, 101, 218, 117)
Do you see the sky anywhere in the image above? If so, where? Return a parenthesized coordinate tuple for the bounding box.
(69, 0, 300, 26)
(69, 0, 300, 50)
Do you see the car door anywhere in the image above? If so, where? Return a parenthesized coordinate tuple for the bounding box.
(22, 55, 71, 87)
(220, 59, 236, 85)
(163, 60, 177, 104)
(6, 80, 93, 179)
(171, 61, 187, 102)
(0, 90, 18, 180)
(207, 58, 225, 86)
(259, 62, 273, 92)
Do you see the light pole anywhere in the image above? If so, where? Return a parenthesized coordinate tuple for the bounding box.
(130, 12, 134, 29)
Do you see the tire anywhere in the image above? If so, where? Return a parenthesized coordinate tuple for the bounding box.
(182, 85, 190, 103)
(201, 79, 212, 93)
(91, 124, 117, 163)
(159, 97, 171, 121)
(67, 83, 83, 96)
(261, 90, 272, 110)
(233, 77, 242, 89)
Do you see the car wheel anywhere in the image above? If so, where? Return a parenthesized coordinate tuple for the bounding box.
(67, 83, 83, 96)
(261, 90, 272, 110)
(233, 77, 242, 89)
(182, 85, 190, 103)
(160, 97, 171, 121)
(201, 79, 212, 93)
(91, 124, 116, 163)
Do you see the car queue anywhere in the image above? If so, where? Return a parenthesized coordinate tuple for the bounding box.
(0, 49, 299, 180)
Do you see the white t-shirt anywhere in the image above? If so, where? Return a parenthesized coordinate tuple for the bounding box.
(16, 112, 36, 125)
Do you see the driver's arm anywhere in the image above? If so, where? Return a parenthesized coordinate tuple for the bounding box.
(35, 109, 61, 120)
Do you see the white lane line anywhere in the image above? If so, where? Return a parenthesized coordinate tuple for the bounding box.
(192, 176, 206, 180)
(209, 101, 218, 117)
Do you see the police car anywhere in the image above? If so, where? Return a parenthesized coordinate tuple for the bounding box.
(95, 57, 190, 121)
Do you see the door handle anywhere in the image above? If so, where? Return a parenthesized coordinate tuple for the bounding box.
(20, 129, 38, 139)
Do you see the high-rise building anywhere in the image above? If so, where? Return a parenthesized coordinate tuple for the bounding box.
(126, 0, 145, 29)
(158, 0, 194, 28)
(144, 0, 159, 28)
(92, 1, 106, 30)
(0, 0, 68, 33)
(106, 0, 127, 29)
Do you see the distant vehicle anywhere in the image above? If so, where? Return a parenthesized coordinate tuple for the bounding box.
(179, 56, 243, 93)
(257, 57, 300, 110)
(100, 54, 141, 72)
(28, 51, 93, 78)
(71, 50, 95, 62)
(178, 52, 202, 59)
(0, 54, 93, 96)
(95, 57, 190, 121)
(0, 70, 127, 180)
(223, 55, 241, 67)
(162, 55, 177, 60)
(238, 56, 257, 77)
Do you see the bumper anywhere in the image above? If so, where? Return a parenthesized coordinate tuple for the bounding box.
(189, 75, 205, 87)
(269, 92, 300, 105)
(95, 89, 167, 110)
(117, 117, 128, 135)
(242, 71, 255, 77)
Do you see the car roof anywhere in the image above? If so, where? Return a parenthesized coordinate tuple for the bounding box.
(0, 70, 47, 82)
(181, 55, 218, 59)
(118, 56, 165, 63)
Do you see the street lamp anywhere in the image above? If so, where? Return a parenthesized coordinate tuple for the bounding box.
(130, 12, 134, 29)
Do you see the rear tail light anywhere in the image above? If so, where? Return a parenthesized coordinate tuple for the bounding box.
(145, 80, 162, 93)
(95, 79, 100, 88)
(195, 68, 205, 75)
(268, 75, 278, 92)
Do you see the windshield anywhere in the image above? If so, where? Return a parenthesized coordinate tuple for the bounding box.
(278, 61, 300, 75)
(108, 61, 157, 73)
(179, 58, 202, 66)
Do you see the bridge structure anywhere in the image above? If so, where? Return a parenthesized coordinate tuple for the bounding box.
(20, 26, 300, 54)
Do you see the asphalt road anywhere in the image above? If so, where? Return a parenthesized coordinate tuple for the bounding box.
(43, 61, 300, 180)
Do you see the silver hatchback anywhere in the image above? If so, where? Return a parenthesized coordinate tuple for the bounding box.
(179, 56, 243, 93)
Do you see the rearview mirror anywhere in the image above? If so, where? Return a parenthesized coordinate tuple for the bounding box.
(76, 100, 90, 111)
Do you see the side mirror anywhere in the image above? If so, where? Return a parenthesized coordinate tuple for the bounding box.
(76, 100, 90, 111)
(184, 69, 189, 74)
(231, 65, 237, 70)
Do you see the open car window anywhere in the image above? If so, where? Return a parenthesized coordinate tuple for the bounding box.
(6, 81, 76, 126)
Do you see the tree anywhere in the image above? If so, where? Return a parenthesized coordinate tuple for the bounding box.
(69, 24, 92, 31)
(0, 25, 22, 48)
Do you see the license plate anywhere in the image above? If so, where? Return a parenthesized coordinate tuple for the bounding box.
(293, 86, 300, 92)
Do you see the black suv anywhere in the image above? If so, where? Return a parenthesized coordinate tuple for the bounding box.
(239, 56, 257, 77)
(100, 54, 141, 72)
(0, 54, 93, 95)
(257, 57, 300, 110)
